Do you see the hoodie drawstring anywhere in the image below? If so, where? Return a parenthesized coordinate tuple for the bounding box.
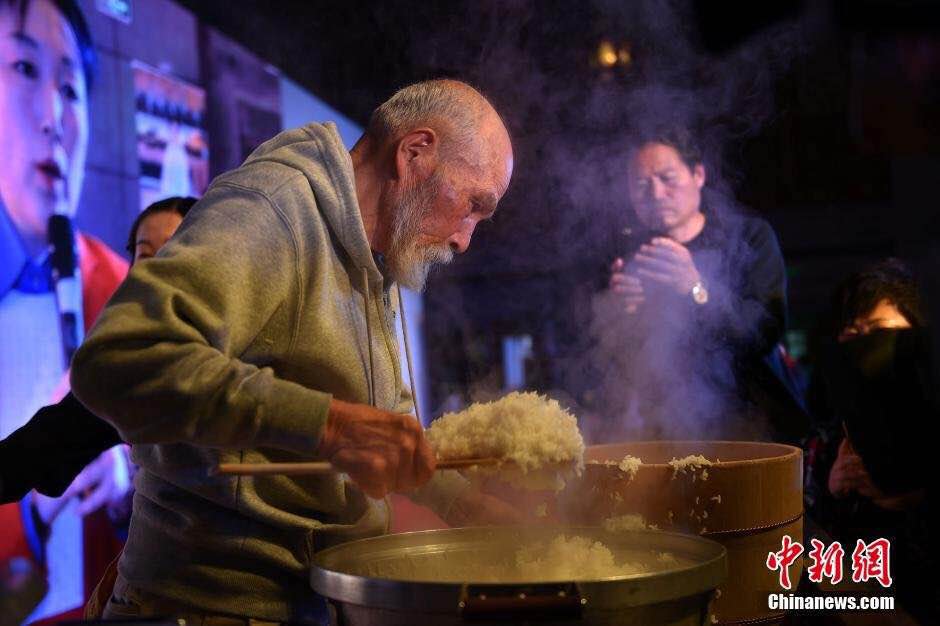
(362, 268, 376, 407)
(396, 284, 423, 427)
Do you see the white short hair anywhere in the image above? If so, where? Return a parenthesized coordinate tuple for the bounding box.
(367, 79, 488, 164)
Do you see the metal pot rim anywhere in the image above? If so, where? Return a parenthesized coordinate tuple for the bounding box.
(310, 526, 727, 613)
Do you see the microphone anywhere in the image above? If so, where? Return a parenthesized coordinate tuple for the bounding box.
(47, 213, 84, 365)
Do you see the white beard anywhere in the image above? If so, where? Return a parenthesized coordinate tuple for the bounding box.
(386, 174, 454, 291)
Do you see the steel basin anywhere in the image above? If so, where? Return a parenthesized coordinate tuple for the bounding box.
(311, 525, 727, 625)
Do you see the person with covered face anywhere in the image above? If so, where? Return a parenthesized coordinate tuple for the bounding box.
(69, 79, 516, 623)
(803, 258, 932, 624)
(0, 0, 131, 619)
(602, 125, 806, 443)
(823, 260, 925, 508)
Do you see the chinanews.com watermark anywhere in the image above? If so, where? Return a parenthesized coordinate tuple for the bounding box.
(765, 535, 895, 613)
(768, 593, 895, 612)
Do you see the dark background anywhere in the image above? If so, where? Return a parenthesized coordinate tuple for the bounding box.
(177, 0, 940, 412)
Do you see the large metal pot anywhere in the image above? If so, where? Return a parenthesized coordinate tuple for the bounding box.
(311, 526, 726, 625)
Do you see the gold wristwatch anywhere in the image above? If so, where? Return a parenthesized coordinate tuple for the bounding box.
(691, 281, 708, 305)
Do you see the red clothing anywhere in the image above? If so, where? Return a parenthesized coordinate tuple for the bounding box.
(77, 233, 129, 333)
(0, 232, 128, 620)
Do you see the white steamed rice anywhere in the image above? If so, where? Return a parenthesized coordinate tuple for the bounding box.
(603, 513, 659, 532)
(426, 391, 585, 489)
(668, 454, 713, 479)
(514, 535, 644, 579)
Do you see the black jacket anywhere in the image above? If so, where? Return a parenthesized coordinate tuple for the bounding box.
(0, 392, 121, 503)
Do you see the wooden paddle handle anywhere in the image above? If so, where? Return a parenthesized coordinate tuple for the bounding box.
(214, 462, 334, 476)
(213, 457, 498, 476)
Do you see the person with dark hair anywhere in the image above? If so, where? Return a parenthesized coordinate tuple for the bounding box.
(824, 259, 925, 505)
(125, 195, 196, 260)
(0, 0, 97, 87)
(0, 0, 127, 620)
(804, 258, 933, 623)
(0, 196, 197, 506)
(834, 257, 925, 340)
(807, 258, 926, 498)
(804, 259, 925, 482)
(1, 196, 195, 622)
(595, 124, 807, 444)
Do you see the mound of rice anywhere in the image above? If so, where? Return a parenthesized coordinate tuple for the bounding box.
(356, 534, 667, 582)
(588, 455, 643, 480)
(668, 454, 712, 479)
(514, 535, 644, 579)
(603, 513, 659, 532)
(617, 455, 643, 479)
(426, 392, 584, 489)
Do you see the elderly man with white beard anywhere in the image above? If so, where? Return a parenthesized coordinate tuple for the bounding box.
(69, 79, 516, 624)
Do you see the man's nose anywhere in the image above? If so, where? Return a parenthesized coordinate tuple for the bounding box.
(446, 221, 476, 254)
(650, 178, 668, 200)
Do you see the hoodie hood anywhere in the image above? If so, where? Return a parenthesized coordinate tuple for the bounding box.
(241, 122, 382, 283)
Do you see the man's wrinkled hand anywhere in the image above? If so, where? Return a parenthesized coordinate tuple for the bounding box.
(828, 438, 921, 511)
(828, 438, 874, 499)
(71, 446, 131, 516)
(318, 399, 435, 499)
(609, 257, 645, 314)
(633, 237, 702, 296)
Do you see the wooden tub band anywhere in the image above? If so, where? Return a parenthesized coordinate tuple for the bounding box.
(701, 511, 804, 538)
(717, 612, 786, 625)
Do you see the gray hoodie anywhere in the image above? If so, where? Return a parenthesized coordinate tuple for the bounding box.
(71, 123, 467, 621)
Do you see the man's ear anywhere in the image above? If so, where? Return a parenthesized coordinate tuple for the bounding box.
(394, 128, 438, 181)
(692, 163, 706, 190)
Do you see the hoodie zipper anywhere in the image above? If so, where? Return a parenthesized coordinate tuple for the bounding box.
(362, 272, 402, 410)
(378, 282, 402, 404)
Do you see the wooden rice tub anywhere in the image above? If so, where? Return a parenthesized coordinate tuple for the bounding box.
(561, 441, 803, 625)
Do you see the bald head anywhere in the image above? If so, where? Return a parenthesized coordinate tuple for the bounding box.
(351, 79, 513, 291)
(365, 79, 507, 168)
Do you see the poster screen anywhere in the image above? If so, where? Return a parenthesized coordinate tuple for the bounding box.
(132, 61, 209, 211)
